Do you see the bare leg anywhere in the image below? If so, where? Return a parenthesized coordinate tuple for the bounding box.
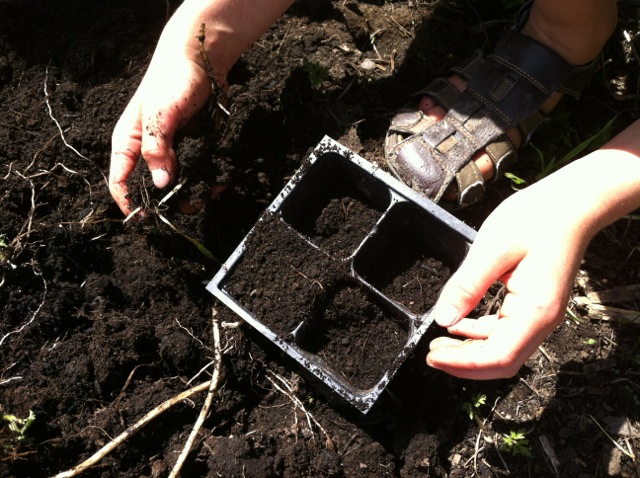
(419, 0, 617, 199)
(524, 0, 618, 65)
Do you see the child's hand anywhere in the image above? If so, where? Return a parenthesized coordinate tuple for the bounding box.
(109, 36, 213, 216)
(108, 0, 294, 216)
(427, 123, 640, 380)
(427, 182, 591, 379)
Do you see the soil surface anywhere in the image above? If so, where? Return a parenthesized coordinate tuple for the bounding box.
(2, 1, 640, 477)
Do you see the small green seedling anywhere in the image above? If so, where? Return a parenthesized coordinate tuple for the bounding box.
(500, 429, 532, 458)
(302, 60, 330, 88)
(462, 393, 487, 420)
(2, 410, 36, 443)
(504, 172, 527, 191)
(585, 338, 597, 346)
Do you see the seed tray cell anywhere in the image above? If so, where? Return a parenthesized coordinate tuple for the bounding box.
(207, 137, 476, 413)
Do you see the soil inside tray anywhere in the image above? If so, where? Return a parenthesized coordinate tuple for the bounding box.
(297, 282, 409, 391)
(223, 211, 410, 391)
(362, 236, 453, 315)
(296, 195, 383, 259)
(223, 214, 346, 339)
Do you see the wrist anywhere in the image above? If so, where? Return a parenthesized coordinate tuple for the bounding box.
(525, 141, 640, 239)
(159, 1, 232, 80)
(164, 0, 294, 81)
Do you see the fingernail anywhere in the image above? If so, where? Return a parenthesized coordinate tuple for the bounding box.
(151, 168, 170, 189)
(434, 303, 459, 328)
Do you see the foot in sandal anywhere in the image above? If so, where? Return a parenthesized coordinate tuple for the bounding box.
(385, 0, 617, 206)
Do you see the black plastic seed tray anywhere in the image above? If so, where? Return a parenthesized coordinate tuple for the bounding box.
(206, 137, 476, 413)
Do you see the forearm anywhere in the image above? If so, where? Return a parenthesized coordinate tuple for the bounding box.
(525, 119, 640, 239)
(158, 0, 295, 80)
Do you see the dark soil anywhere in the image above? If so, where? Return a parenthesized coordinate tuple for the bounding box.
(303, 196, 382, 259)
(305, 281, 409, 390)
(224, 214, 342, 339)
(2, 1, 640, 477)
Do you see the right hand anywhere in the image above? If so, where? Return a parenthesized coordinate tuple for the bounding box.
(427, 120, 640, 379)
(108, 0, 294, 216)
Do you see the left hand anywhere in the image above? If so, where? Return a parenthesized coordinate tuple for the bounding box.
(427, 121, 640, 379)
(426, 185, 591, 379)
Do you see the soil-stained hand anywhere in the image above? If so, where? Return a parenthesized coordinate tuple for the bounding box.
(108, 0, 294, 216)
(109, 34, 212, 216)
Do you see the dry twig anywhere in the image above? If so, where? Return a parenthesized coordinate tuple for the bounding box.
(589, 414, 636, 461)
(43, 66, 94, 164)
(538, 435, 560, 477)
(197, 24, 230, 116)
(53, 308, 225, 477)
(52, 379, 212, 477)
(169, 309, 223, 478)
(266, 370, 335, 451)
(0, 266, 46, 348)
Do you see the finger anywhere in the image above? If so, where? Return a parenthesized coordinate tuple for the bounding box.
(427, 306, 551, 380)
(446, 314, 499, 339)
(427, 336, 523, 380)
(139, 112, 178, 190)
(429, 336, 466, 351)
(433, 227, 523, 328)
(109, 94, 144, 216)
(109, 150, 138, 216)
(138, 62, 211, 189)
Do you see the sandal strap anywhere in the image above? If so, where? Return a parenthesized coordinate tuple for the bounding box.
(410, 49, 486, 111)
(485, 135, 517, 179)
(454, 135, 517, 203)
(462, 29, 582, 132)
(388, 27, 593, 205)
(511, 0, 595, 100)
(386, 0, 598, 207)
(455, 161, 484, 205)
(412, 77, 460, 111)
(557, 59, 597, 98)
(451, 50, 485, 82)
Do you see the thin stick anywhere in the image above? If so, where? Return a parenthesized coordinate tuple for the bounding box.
(538, 435, 560, 477)
(537, 345, 555, 367)
(0, 268, 46, 347)
(52, 380, 212, 477)
(588, 414, 636, 460)
(483, 284, 505, 316)
(176, 317, 207, 350)
(473, 428, 482, 474)
(10, 172, 37, 249)
(197, 24, 230, 116)
(169, 309, 223, 478)
(266, 371, 336, 451)
(43, 67, 91, 163)
(290, 265, 324, 290)
(0, 376, 22, 386)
